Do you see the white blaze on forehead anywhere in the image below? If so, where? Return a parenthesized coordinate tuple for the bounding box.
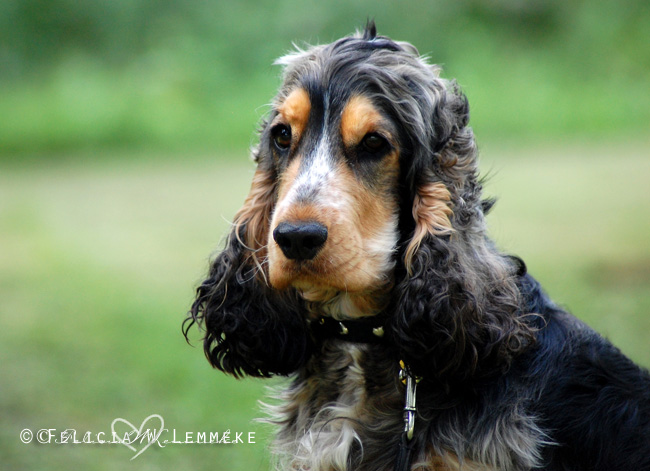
(275, 134, 344, 214)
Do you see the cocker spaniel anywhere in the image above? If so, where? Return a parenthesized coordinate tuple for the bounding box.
(185, 23, 650, 471)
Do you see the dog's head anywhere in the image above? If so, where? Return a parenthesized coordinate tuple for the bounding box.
(186, 23, 533, 380)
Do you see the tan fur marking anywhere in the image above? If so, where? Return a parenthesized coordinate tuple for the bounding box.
(267, 157, 302, 290)
(420, 455, 491, 471)
(278, 88, 311, 143)
(268, 157, 398, 312)
(309, 159, 395, 294)
(405, 180, 454, 274)
(275, 157, 302, 202)
(412, 449, 492, 471)
(340, 95, 387, 147)
(232, 166, 276, 279)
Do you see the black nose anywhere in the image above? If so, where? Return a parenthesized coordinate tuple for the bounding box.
(273, 222, 328, 261)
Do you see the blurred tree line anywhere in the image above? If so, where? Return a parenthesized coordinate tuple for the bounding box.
(1, 0, 648, 156)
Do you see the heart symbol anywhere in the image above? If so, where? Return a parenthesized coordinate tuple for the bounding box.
(111, 414, 164, 460)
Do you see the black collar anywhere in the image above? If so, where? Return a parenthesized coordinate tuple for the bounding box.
(310, 315, 388, 344)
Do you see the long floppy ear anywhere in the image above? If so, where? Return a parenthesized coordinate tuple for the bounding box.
(184, 162, 312, 378)
(392, 83, 534, 386)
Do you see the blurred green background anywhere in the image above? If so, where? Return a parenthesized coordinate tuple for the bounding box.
(1, 1, 649, 470)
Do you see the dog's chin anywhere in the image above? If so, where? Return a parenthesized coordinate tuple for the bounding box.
(268, 265, 363, 293)
(267, 259, 318, 291)
(268, 263, 392, 319)
(268, 260, 380, 294)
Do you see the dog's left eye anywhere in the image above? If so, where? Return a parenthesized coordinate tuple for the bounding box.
(361, 133, 389, 154)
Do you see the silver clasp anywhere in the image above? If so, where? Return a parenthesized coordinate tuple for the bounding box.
(399, 361, 419, 440)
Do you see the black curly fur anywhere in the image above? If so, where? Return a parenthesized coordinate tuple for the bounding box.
(185, 226, 313, 377)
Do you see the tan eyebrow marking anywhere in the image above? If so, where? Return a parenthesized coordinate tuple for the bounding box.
(277, 88, 311, 141)
(340, 95, 388, 147)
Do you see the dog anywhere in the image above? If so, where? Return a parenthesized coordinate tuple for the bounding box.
(185, 23, 650, 470)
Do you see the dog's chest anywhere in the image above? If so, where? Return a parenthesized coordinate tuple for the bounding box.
(270, 342, 409, 470)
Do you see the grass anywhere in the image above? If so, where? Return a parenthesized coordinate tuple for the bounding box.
(1, 142, 649, 470)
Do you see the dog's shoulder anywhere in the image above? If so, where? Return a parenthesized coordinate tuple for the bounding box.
(513, 271, 650, 469)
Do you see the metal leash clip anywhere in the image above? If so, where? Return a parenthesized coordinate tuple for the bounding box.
(399, 360, 419, 440)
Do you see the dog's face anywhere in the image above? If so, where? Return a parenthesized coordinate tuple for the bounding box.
(265, 88, 400, 314)
(232, 29, 464, 319)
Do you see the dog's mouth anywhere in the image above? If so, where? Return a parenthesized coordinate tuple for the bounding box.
(267, 240, 367, 293)
(266, 221, 396, 320)
(275, 259, 394, 319)
(267, 220, 333, 290)
(266, 204, 400, 295)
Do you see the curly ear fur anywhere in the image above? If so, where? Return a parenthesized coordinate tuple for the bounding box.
(184, 164, 312, 378)
(392, 83, 535, 385)
(404, 175, 454, 274)
(231, 165, 275, 275)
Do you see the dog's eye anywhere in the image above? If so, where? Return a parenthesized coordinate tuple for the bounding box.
(272, 124, 292, 150)
(361, 133, 388, 154)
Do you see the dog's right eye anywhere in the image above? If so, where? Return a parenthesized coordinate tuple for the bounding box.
(272, 125, 292, 150)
